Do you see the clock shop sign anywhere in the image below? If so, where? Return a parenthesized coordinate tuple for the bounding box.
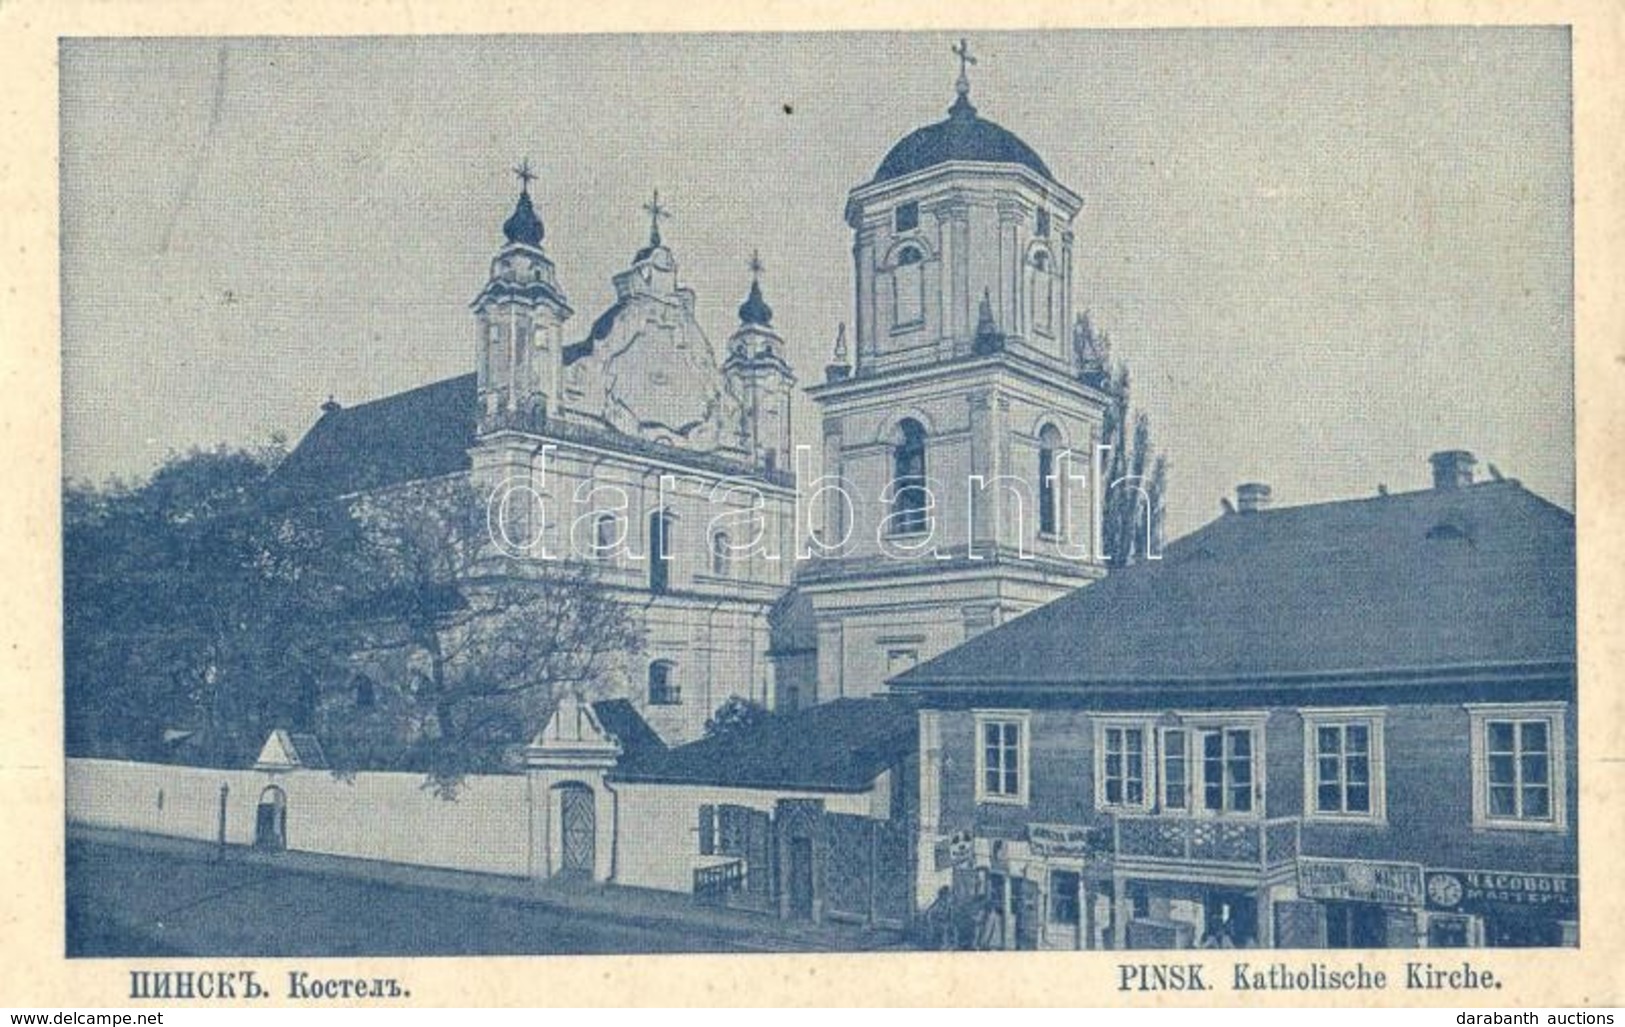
(1298, 857, 1424, 906)
(1423, 868, 1578, 915)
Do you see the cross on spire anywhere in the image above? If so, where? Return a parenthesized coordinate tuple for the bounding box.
(747, 248, 765, 281)
(512, 158, 536, 192)
(643, 188, 672, 246)
(952, 37, 977, 98)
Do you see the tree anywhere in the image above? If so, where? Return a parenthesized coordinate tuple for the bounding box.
(336, 477, 645, 789)
(704, 696, 773, 740)
(1074, 312, 1168, 567)
(64, 440, 359, 765)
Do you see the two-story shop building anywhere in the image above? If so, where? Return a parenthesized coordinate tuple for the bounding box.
(889, 452, 1577, 950)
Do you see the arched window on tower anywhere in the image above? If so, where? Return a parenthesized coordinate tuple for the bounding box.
(892, 246, 924, 329)
(648, 660, 679, 706)
(1029, 250, 1055, 338)
(648, 509, 672, 594)
(891, 418, 929, 535)
(593, 513, 618, 559)
(1038, 423, 1064, 537)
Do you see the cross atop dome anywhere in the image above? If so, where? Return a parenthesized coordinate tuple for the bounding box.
(950, 37, 978, 117)
(643, 189, 672, 247)
(952, 37, 976, 98)
(513, 158, 537, 193)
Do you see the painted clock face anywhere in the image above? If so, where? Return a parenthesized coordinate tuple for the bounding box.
(1427, 873, 1464, 907)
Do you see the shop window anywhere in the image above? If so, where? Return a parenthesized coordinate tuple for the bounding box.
(1467, 704, 1567, 831)
(1049, 869, 1081, 926)
(975, 711, 1029, 805)
(1301, 709, 1387, 822)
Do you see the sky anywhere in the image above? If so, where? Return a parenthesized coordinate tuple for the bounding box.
(59, 28, 1573, 539)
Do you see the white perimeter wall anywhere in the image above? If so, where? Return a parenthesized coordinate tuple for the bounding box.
(67, 758, 531, 877)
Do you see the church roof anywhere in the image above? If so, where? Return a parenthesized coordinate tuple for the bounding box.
(874, 94, 1052, 185)
(891, 479, 1576, 697)
(271, 374, 476, 499)
(611, 698, 918, 791)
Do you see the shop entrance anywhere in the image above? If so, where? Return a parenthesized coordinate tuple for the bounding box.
(1325, 901, 1389, 948)
(1202, 890, 1258, 947)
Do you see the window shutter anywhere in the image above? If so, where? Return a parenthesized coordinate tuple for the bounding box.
(699, 804, 716, 855)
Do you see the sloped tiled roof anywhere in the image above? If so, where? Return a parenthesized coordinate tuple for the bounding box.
(590, 699, 668, 764)
(611, 698, 918, 792)
(891, 480, 1575, 693)
(271, 375, 476, 499)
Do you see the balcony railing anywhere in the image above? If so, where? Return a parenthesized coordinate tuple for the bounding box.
(1112, 814, 1300, 871)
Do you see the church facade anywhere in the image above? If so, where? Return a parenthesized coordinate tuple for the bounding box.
(275, 51, 1113, 744)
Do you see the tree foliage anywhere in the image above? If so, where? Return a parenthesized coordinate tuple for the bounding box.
(1074, 312, 1168, 567)
(65, 449, 643, 791)
(331, 477, 645, 788)
(64, 441, 359, 766)
(703, 696, 774, 740)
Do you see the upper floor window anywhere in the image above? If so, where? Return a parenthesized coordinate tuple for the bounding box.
(894, 201, 919, 233)
(890, 418, 929, 535)
(1301, 709, 1387, 822)
(1096, 720, 1151, 810)
(593, 513, 618, 559)
(892, 245, 924, 328)
(1160, 716, 1266, 816)
(975, 711, 1029, 805)
(648, 509, 672, 594)
(1038, 424, 1063, 537)
(710, 530, 731, 577)
(1468, 703, 1567, 831)
(648, 660, 680, 706)
(1036, 208, 1051, 238)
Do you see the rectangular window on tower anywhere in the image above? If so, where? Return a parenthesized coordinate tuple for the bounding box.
(894, 201, 919, 233)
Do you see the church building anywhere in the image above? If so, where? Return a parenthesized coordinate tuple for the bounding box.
(274, 44, 1113, 742)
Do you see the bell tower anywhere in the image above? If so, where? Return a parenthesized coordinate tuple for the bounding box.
(800, 41, 1110, 701)
(474, 161, 573, 435)
(723, 251, 796, 475)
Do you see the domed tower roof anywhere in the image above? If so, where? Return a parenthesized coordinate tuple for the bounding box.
(873, 93, 1053, 184)
(502, 159, 544, 246)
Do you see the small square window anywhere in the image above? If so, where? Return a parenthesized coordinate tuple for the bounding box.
(895, 201, 919, 233)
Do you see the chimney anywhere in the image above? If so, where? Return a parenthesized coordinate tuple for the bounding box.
(1429, 450, 1477, 490)
(1235, 482, 1272, 514)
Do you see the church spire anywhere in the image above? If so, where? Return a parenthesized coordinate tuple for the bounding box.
(502, 159, 544, 247)
(737, 250, 774, 327)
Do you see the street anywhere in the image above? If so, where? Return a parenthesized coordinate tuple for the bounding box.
(66, 837, 782, 957)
